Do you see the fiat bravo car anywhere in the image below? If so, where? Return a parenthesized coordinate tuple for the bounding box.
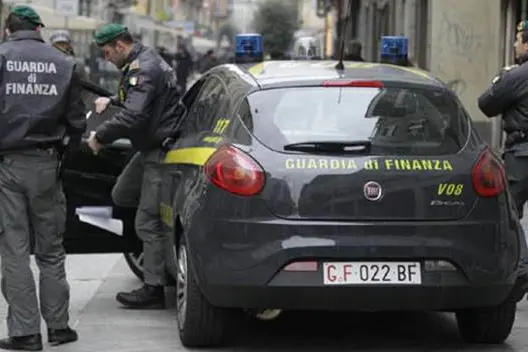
(62, 60, 522, 347)
(155, 60, 524, 347)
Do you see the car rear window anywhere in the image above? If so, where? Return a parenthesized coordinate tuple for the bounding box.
(237, 86, 469, 155)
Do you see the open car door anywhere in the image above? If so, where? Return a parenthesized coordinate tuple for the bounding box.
(61, 82, 142, 255)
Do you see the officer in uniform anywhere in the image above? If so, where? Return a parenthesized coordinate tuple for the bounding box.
(0, 5, 86, 351)
(87, 24, 180, 309)
(478, 20, 528, 301)
(49, 30, 88, 80)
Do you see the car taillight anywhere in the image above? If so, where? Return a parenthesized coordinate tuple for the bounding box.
(204, 144, 265, 196)
(471, 148, 506, 197)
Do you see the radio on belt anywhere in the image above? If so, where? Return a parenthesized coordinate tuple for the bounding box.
(234, 33, 263, 64)
(379, 36, 408, 66)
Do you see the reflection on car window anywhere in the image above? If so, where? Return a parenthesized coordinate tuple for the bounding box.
(241, 86, 468, 156)
(185, 76, 228, 134)
(233, 99, 253, 145)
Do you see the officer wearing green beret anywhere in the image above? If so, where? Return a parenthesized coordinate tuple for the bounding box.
(9, 5, 44, 27)
(87, 23, 181, 309)
(0, 5, 85, 351)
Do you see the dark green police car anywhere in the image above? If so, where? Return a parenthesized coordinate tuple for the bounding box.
(62, 59, 523, 348)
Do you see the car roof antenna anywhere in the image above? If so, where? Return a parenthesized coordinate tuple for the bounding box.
(335, 0, 354, 71)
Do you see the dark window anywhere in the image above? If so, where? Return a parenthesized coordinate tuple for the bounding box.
(238, 86, 469, 156)
(168, 78, 206, 135)
(181, 78, 206, 108)
(183, 75, 229, 134)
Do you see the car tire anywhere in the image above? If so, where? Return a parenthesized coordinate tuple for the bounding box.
(176, 236, 233, 347)
(455, 299, 516, 344)
(123, 251, 144, 281)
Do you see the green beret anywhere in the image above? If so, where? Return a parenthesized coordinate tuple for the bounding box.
(93, 24, 128, 46)
(11, 5, 44, 27)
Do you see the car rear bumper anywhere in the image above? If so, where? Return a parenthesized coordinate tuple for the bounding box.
(186, 217, 519, 311)
(202, 284, 514, 311)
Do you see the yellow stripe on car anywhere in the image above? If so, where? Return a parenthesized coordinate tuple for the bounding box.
(247, 61, 433, 81)
(392, 66, 434, 80)
(248, 62, 266, 76)
(163, 147, 217, 165)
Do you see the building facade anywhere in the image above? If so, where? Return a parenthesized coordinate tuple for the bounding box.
(330, 0, 524, 151)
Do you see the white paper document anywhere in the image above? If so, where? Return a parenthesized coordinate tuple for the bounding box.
(75, 206, 123, 236)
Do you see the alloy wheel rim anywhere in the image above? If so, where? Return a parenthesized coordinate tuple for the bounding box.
(176, 243, 188, 327)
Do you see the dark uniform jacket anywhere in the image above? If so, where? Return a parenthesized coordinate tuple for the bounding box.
(478, 54, 528, 219)
(0, 30, 86, 152)
(478, 55, 528, 134)
(95, 43, 180, 151)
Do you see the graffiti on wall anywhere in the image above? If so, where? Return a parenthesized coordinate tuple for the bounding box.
(432, 8, 484, 99)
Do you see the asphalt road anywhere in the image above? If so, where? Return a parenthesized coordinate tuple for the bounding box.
(2, 233, 528, 351)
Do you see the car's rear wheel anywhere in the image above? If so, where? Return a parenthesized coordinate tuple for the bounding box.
(123, 251, 144, 281)
(176, 236, 233, 347)
(455, 299, 516, 344)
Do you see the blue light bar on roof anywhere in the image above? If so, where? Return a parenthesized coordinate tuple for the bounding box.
(235, 33, 263, 63)
(380, 36, 408, 64)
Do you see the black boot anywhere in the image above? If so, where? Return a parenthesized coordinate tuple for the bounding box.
(116, 284, 165, 309)
(0, 334, 42, 351)
(48, 327, 78, 346)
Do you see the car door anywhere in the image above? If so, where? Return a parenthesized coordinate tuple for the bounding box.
(162, 73, 231, 216)
(162, 72, 231, 276)
(60, 83, 141, 254)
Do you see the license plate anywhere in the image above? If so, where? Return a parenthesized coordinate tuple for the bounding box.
(323, 262, 422, 285)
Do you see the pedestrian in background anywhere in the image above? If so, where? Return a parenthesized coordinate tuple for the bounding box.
(174, 42, 193, 93)
(0, 5, 86, 351)
(344, 40, 364, 61)
(49, 29, 88, 80)
(198, 49, 218, 73)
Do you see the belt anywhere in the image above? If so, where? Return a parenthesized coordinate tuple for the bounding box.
(0, 142, 58, 160)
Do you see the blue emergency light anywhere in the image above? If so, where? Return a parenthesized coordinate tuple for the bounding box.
(380, 36, 408, 65)
(234, 33, 263, 64)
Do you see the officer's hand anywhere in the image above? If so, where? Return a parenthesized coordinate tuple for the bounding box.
(95, 97, 110, 114)
(87, 131, 103, 155)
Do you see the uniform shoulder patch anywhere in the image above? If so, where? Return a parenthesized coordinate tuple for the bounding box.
(503, 64, 519, 71)
(129, 60, 140, 70)
(129, 76, 138, 86)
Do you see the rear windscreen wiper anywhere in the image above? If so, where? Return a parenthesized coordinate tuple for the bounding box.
(283, 140, 372, 153)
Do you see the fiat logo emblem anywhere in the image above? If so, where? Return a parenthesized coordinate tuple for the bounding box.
(363, 181, 383, 201)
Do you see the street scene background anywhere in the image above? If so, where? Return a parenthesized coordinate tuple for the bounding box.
(0, 0, 526, 350)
